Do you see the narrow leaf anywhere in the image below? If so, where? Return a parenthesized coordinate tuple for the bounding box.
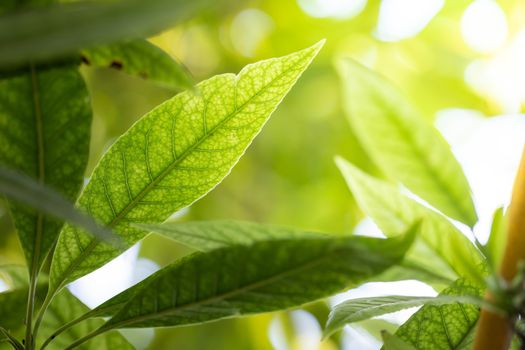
(338, 60, 477, 226)
(49, 42, 324, 296)
(135, 220, 325, 251)
(336, 157, 484, 284)
(96, 229, 415, 333)
(0, 0, 209, 69)
(485, 207, 507, 270)
(0, 65, 94, 270)
(81, 39, 193, 90)
(325, 295, 485, 337)
(395, 279, 482, 350)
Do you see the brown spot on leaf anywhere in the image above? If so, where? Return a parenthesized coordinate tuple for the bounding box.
(80, 55, 90, 65)
(109, 60, 123, 70)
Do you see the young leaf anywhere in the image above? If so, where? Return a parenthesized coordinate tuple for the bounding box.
(0, 0, 210, 69)
(324, 294, 485, 337)
(395, 279, 482, 350)
(338, 60, 477, 226)
(81, 39, 193, 90)
(74, 229, 416, 346)
(135, 220, 325, 251)
(38, 290, 133, 350)
(485, 207, 507, 270)
(336, 157, 484, 284)
(0, 65, 94, 271)
(48, 42, 324, 297)
(382, 331, 417, 350)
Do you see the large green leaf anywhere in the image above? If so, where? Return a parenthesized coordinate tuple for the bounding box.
(38, 290, 134, 350)
(324, 295, 485, 337)
(81, 39, 193, 90)
(336, 157, 484, 284)
(0, 0, 209, 69)
(135, 220, 324, 251)
(0, 65, 92, 273)
(338, 60, 477, 226)
(382, 332, 417, 350)
(395, 279, 482, 350)
(48, 42, 324, 297)
(71, 229, 415, 347)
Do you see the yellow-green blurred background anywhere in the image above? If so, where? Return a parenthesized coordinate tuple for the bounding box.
(3, 0, 525, 348)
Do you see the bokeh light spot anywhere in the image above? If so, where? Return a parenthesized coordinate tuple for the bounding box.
(297, 0, 367, 20)
(461, 0, 508, 54)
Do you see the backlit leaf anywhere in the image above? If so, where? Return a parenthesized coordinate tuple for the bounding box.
(48, 42, 324, 298)
(336, 157, 484, 284)
(81, 39, 193, 90)
(338, 60, 477, 226)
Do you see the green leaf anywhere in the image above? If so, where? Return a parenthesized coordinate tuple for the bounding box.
(81, 39, 194, 90)
(0, 265, 28, 290)
(395, 279, 482, 350)
(0, 65, 106, 272)
(83, 228, 415, 343)
(0, 0, 209, 69)
(485, 207, 507, 271)
(336, 157, 485, 284)
(135, 220, 325, 251)
(38, 290, 134, 350)
(382, 331, 417, 350)
(325, 295, 485, 338)
(48, 42, 324, 297)
(338, 60, 477, 226)
(0, 167, 118, 253)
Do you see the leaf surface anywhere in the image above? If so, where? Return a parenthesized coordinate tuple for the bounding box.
(395, 279, 482, 350)
(382, 332, 417, 350)
(96, 229, 415, 332)
(336, 157, 484, 283)
(135, 220, 324, 251)
(338, 60, 477, 226)
(81, 39, 193, 90)
(0, 0, 209, 68)
(49, 42, 324, 296)
(0, 65, 92, 272)
(325, 294, 484, 337)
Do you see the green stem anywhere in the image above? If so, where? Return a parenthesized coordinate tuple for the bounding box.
(0, 327, 24, 350)
(24, 272, 38, 350)
(31, 293, 52, 347)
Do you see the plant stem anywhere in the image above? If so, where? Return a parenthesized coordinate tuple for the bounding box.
(40, 312, 93, 350)
(24, 272, 38, 350)
(62, 327, 108, 350)
(473, 145, 525, 350)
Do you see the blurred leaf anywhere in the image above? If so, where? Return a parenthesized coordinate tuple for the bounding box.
(0, 65, 92, 273)
(0, 0, 210, 69)
(382, 331, 417, 350)
(325, 295, 485, 337)
(336, 157, 485, 284)
(48, 42, 324, 297)
(0, 166, 117, 249)
(38, 289, 134, 350)
(135, 220, 325, 251)
(93, 229, 415, 336)
(485, 207, 507, 271)
(81, 39, 194, 90)
(395, 279, 482, 350)
(0, 265, 28, 290)
(338, 60, 477, 226)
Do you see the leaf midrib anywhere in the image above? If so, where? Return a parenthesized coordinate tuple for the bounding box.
(103, 245, 356, 330)
(52, 55, 308, 291)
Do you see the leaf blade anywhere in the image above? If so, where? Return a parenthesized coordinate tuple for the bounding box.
(49, 42, 324, 295)
(336, 157, 484, 284)
(338, 60, 477, 226)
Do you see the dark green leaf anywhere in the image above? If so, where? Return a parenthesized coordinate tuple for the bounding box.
(0, 0, 209, 69)
(338, 60, 477, 226)
(325, 294, 485, 337)
(93, 228, 415, 336)
(395, 279, 482, 350)
(81, 39, 193, 90)
(336, 157, 485, 284)
(0, 65, 94, 271)
(48, 42, 324, 296)
(135, 220, 325, 251)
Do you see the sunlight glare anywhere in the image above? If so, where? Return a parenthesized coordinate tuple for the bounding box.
(461, 0, 508, 54)
(297, 0, 367, 20)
